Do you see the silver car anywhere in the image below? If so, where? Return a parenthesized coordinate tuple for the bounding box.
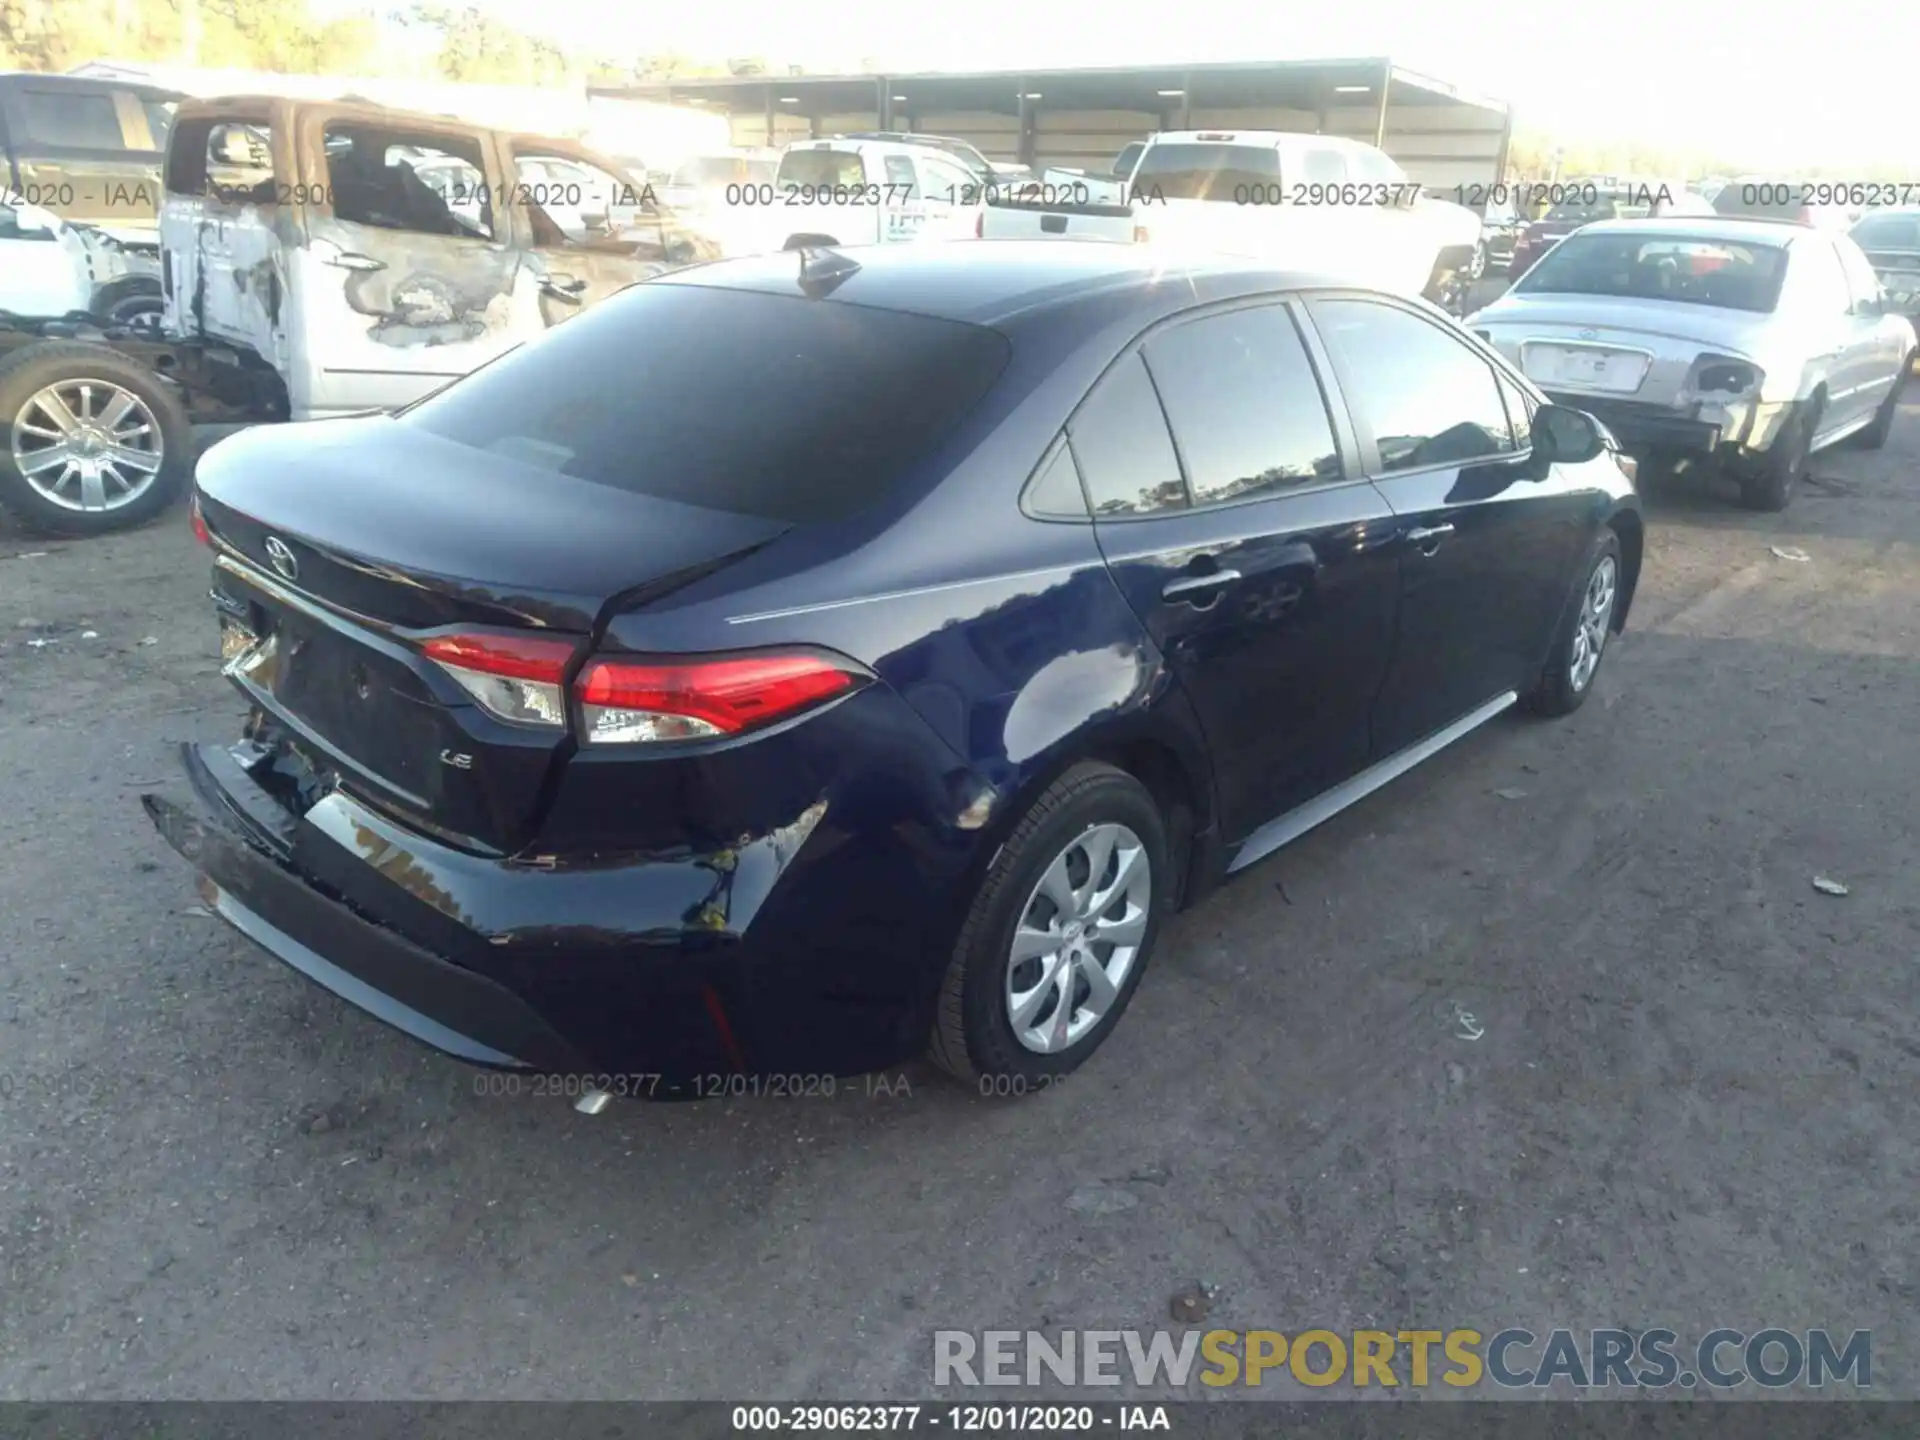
(1468, 216, 1917, 510)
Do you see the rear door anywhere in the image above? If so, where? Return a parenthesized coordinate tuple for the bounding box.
(1078, 301, 1402, 841)
(1789, 237, 1876, 433)
(1302, 292, 1593, 755)
(1834, 233, 1911, 417)
(0, 80, 168, 232)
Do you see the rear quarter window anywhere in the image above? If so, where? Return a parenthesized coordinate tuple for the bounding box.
(402, 284, 1012, 524)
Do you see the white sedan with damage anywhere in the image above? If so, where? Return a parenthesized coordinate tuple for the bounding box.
(1468, 216, 1916, 510)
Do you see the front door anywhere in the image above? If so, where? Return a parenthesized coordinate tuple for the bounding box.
(1076, 302, 1402, 841)
(1302, 293, 1593, 756)
(285, 109, 525, 418)
(504, 146, 680, 324)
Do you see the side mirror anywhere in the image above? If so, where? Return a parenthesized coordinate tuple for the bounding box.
(1533, 403, 1605, 465)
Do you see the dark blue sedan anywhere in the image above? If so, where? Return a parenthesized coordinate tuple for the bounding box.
(146, 241, 1644, 1098)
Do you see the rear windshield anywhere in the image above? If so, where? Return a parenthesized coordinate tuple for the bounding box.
(1129, 143, 1280, 201)
(777, 149, 867, 189)
(402, 284, 1012, 523)
(1546, 193, 1646, 224)
(673, 155, 775, 188)
(1713, 184, 1808, 219)
(1514, 233, 1789, 313)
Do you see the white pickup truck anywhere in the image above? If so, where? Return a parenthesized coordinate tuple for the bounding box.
(979, 130, 1484, 305)
(748, 138, 985, 251)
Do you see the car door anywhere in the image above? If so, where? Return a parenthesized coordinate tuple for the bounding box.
(1073, 301, 1403, 841)
(1833, 233, 1910, 419)
(1301, 292, 1593, 757)
(1788, 237, 1874, 434)
(505, 144, 677, 322)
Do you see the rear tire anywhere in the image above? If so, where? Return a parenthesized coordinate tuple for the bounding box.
(1848, 357, 1911, 450)
(1523, 529, 1623, 718)
(1738, 399, 1817, 512)
(929, 762, 1169, 1091)
(0, 340, 194, 537)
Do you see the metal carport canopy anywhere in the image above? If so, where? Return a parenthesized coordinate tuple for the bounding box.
(592, 59, 1512, 191)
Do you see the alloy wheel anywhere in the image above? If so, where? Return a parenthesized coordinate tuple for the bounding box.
(11, 379, 164, 513)
(1569, 554, 1618, 692)
(1004, 822, 1152, 1054)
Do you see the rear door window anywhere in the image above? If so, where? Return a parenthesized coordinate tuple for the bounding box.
(1142, 305, 1343, 503)
(1066, 355, 1187, 516)
(1129, 143, 1280, 202)
(325, 124, 494, 240)
(403, 284, 1012, 523)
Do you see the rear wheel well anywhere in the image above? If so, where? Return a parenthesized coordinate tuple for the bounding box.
(1606, 510, 1644, 631)
(1081, 737, 1208, 909)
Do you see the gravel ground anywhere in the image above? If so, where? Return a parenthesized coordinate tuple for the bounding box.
(0, 401, 1916, 1401)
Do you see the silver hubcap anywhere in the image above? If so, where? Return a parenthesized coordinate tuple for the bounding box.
(11, 380, 163, 512)
(1569, 554, 1617, 692)
(1005, 822, 1152, 1055)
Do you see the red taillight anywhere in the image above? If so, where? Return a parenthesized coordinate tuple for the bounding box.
(1132, 223, 1150, 244)
(974, 208, 984, 238)
(190, 494, 210, 546)
(422, 631, 578, 728)
(575, 651, 861, 745)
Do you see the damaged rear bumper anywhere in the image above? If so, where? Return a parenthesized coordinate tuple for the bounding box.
(144, 742, 591, 1072)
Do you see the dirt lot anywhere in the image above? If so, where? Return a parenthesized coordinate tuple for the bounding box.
(1, 400, 1916, 1401)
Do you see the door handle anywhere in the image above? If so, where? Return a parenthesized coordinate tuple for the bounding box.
(322, 251, 385, 272)
(1161, 569, 1242, 603)
(542, 273, 588, 303)
(1405, 523, 1455, 549)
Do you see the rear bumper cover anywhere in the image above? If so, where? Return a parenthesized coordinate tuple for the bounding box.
(1543, 392, 1795, 457)
(145, 742, 592, 1072)
(143, 738, 965, 1084)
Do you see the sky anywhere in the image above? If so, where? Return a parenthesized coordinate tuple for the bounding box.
(463, 0, 1916, 169)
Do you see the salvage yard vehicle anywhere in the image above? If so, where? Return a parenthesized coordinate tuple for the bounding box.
(145, 240, 1642, 1100)
(1468, 217, 1917, 511)
(1506, 178, 1714, 278)
(0, 71, 185, 240)
(1848, 206, 1920, 339)
(761, 137, 983, 249)
(985, 130, 1483, 307)
(0, 96, 722, 536)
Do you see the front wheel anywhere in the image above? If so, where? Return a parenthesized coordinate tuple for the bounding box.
(1524, 530, 1623, 718)
(929, 762, 1170, 1089)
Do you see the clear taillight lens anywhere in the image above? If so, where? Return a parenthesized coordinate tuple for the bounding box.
(419, 636, 866, 743)
(190, 494, 211, 546)
(421, 632, 577, 728)
(576, 651, 863, 746)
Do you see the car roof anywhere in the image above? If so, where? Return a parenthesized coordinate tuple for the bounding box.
(1562, 215, 1813, 247)
(1147, 130, 1298, 148)
(652, 239, 1384, 328)
(0, 71, 187, 103)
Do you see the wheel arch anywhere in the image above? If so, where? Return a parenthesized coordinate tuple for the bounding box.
(1605, 506, 1644, 632)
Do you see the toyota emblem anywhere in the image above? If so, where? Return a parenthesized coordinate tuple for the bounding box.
(263, 536, 298, 581)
